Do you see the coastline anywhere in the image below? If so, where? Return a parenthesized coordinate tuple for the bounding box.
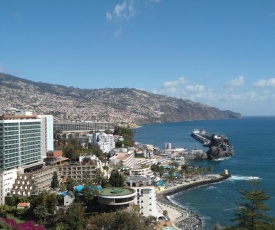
(156, 174, 231, 230)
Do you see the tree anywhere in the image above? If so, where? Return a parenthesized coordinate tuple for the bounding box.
(198, 165, 206, 175)
(50, 171, 59, 189)
(225, 180, 275, 230)
(29, 190, 59, 224)
(45, 193, 59, 216)
(55, 203, 85, 230)
(34, 205, 48, 224)
(85, 211, 156, 230)
(151, 164, 165, 177)
(94, 168, 104, 185)
(113, 126, 134, 147)
(109, 169, 125, 187)
(208, 165, 214, 174)
(163, 210, 168, 226)
(66, 177, 75, 192)
(170, 161, 179, 168)
(80, 187, 96, 205)
(167, 168, 176, 181)
(100, 177, 108, 188)
(0, 205, 10, 218)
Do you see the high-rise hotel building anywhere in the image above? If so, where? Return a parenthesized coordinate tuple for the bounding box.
(0, 111, 53, 204)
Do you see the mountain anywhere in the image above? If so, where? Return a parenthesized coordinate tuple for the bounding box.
(0, 73, 241, 125)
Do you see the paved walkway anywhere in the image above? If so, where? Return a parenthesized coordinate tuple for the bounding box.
(158, 203, 188, 221)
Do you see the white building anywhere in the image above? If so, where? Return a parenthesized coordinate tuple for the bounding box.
(135, 186, 158, 217)
(109, 148, 135, 168)
(38, 115, 54, 158)
(127, 176, 164, 219)
(93, 132, 115, 153)
(0, 111, 54, 204)
(129, 165, 154, 178)
(0, 168, 17, 204)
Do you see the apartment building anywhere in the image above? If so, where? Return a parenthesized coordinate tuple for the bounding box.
(53, 121, 114, 133)
(109, 148, 135, 168)
(92, 132, 115, 153)
(10, 166, 57, 196)
(58, 155, 103, 182)
(0, 111, 54, 204)
(129, 164, 154, 178)
(38, 114, 54, 158)
(127, 176, 163, 219)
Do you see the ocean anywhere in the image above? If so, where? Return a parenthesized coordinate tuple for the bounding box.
(134, 117, 275, 229)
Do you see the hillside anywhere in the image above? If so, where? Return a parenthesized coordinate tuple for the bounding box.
(0, 73, 241, 125)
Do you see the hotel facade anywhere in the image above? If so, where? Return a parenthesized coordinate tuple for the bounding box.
(0, 111, 54, 204)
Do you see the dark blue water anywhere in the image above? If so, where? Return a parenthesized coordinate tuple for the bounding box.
(134, 117, 275, 229)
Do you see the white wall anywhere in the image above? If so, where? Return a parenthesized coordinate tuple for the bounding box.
(0, 168, 17, 205)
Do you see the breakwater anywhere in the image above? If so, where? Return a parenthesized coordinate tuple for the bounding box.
(156, 174, 231, 230)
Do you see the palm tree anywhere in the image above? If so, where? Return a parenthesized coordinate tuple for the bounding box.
(34, 205, 48, 224)
(208, 165, 214, 174)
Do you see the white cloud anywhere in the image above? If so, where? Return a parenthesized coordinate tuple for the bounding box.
(114, 2, 127, 18)
(163, 77, 188, 87)
(106, 0, 161, 37)
(155, 77, 211, 103)
(185, 84, 205, 93)
(152, 75, 275, 115)
(254, 78, 275, 87)
(105, 1, 136, 37)
(106, 1, 136, 22)
(106, 12, 112, 21)
(225, 75, 245, 88)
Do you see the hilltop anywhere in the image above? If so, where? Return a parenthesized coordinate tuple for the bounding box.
(0, 73, 241, 125)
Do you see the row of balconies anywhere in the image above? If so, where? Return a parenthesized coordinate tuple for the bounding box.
(59, 166, 96, 170)
(59, 171, 95, 175)
(13, 185, 34, 190)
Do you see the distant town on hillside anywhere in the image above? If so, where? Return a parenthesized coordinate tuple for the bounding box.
(0, 73, 241, 125)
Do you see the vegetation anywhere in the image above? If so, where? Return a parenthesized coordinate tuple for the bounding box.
(151, 164, 165, 177)
(113, 126, 134, 147)
(55, 203, 85, 230)
(85, 211, 156, 230)
(108, 169, 125, 187)
(66, 177, 75, 192)
(225, 180, 275, 230)
(54, 131, 105, 162)
(163, 210, 168, 226)
(50, 171, 59, 189)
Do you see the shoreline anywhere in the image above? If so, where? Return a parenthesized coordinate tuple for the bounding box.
(156, 174, 231, 230)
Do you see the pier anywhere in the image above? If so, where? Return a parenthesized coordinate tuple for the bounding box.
(190, 129, 211, 146)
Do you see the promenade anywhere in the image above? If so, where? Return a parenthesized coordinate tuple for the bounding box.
(156, 174, 230, 230)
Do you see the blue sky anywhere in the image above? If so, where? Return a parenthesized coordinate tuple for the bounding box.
(1, 0, 275, 116)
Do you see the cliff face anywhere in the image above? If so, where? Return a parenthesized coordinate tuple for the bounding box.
(0, 73, 241, 124)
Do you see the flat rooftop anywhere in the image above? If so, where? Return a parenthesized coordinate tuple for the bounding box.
(98, 187, 134, 196)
